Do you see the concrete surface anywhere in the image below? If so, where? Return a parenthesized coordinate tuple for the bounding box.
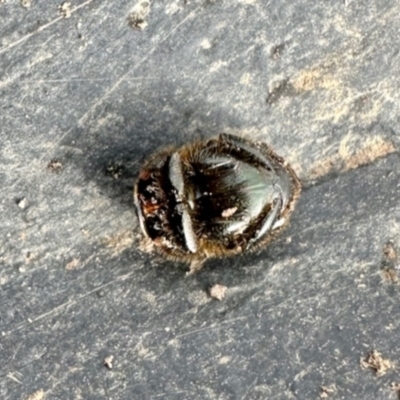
(1, 0, 400, 399)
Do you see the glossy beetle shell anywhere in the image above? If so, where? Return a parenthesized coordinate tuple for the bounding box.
(134, 134, 301, 268)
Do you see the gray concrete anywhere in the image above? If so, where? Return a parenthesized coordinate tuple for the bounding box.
(1, 0, 400, 399)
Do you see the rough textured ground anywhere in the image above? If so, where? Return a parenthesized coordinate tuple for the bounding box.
(1, 0, 400, 399)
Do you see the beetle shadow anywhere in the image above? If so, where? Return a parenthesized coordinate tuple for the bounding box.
(60, 95, 245, 210)
(57, 94, 308, 293)
(190, 211, 307, 287)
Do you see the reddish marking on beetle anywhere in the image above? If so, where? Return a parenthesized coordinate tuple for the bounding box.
(139, 169, 151, 180)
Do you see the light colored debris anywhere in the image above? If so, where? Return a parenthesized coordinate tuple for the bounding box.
(128, 0, 150, 30)
(209, 284, 227, 301)
(59, 2, 71, 18)
(66, 258, 80, 270)
(25, 389, 45, 400)
(47, 159, 63, 172)
(17, 197, 27, 210)
(383, 241, 398, 261)
(382, 267, 398, 284)
(104, 355, 114, 370)
(361, 350, 393, 377)
(21, 0, 32, 8)
(320, 384, 336, 398)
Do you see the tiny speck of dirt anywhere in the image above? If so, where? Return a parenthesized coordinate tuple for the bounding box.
(66, 258, 80, 270)
(105, 161, 125, 179)
(128, 14, 147, 30)
(59, 1, 71, 18)
(319, 384, 336, 398)
(382, 267, 398, 284)
(25, 389, 45, 400)
(209, 284, 227, 301)
(270, 43, 285, 60)
(391, 383, 400, 400)
(361, 350, 393, 377)
(383, 241, 398, 262)
(21, 0, 32, 9)
(25, 251, 36, 263)
(47, 159, 63, 172)
(266, 79, 295, 105)
(128, 1, 150, 31)
(104, 355, 114, 370)
(381, 241, 399, 283)
(16, 197, 27, 210)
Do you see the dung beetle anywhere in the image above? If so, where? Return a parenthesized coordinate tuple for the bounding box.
(134, 134, 301, 272)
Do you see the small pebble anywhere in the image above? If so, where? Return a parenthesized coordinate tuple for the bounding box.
(209, 284, 227, 301)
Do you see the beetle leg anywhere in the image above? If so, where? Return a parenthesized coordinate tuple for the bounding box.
(247, 197, 282, 248)
(182, 207, 198, 253)
(169, 152, 185, 198)
(133, 182, 150, 238)
(219, 133, 276, 172)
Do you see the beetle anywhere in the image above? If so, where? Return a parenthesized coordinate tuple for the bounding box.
(134, 133, 301, 273)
